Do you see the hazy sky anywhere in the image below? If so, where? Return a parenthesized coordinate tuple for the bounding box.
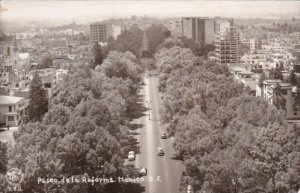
(1, 1, 300, 23)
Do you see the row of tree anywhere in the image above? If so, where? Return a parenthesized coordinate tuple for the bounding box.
(155, 37, 300, 193)
(2, 50, 143, 193)
(91, 25, 144, 69)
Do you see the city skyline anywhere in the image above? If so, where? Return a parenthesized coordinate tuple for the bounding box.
(1, 1, 300, 24)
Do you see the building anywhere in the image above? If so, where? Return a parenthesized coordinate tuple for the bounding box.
(168, 19, 182, 37)
(256, 79, 300, 120)
(112, 25, 122, 40)
(240, 50, 271, 70)
(90, 23, 113, 44)
(250, 38, 262, 52)
(0, 95, 26, 126)
(230, 66, 258, 95)
(182, 17, 215, 45)
(214, 18, 239, 65)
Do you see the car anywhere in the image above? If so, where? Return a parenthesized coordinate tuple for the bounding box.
(187, 185, 194, 193)
(128, 151, 135, 161)
(157, 147, 164, 156)
(161, 132, 167, 139)
(153, 72, 158, 76)
(138, 166, 147, 176)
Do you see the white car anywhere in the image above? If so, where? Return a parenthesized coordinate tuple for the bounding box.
(128, 151, 135, 161)
(187, 185, 194, 193)
(138, 166, 147, 176)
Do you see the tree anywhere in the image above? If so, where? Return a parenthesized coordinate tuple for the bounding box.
(269, 67, 283, 80)
(98, 51, 142, 83)
(146, 24, 169, 56)
(273, 83, 286, 110)
(92, 42, 103, 68)
(37, 54, 53, 69)
(106, 25, 143, 58)
(258, 72, 267, 87)
(289, 70, 297, 86)
(28, 73, 48, 122)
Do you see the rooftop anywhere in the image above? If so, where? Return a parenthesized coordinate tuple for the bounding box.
(0, 95, 24, 105)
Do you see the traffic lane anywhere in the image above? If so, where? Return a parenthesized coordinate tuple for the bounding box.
(145, 75, 168, 193)
(148, 75, 171, 193)
(150, 76, 185, 193)
(135, 74, 160, 193)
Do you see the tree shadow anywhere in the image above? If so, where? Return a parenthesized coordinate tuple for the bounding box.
(170, 153, 184, 161)
(103, 182, 145, 193)
(127, 94, 148, 120)
(123, 137, 141, 155)
(0, 128, 7, 133)
(122, 182, 146, 193)
(129, 123, 144, 130)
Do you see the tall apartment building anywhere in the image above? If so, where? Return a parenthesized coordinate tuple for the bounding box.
(90, 23, 113, 43)
(182, 17, 215, 45)
(250, 38, 262, 52)
(214, 18, 239, 65)
(168, 20, 182, 37)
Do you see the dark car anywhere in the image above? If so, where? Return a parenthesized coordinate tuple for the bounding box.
(161, 132, 167, 139)
(157, 147, 164, 156)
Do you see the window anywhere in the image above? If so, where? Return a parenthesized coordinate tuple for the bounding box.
(8, 116, 14, 121)
(44, 83, 51, 88)
(8, 106, 12, 112)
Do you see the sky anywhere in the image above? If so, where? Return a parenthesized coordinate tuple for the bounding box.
(1, 1, 300, 23)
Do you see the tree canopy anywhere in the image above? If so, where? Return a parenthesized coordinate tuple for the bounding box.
(155, 39, 300, 193)
(6, 49, 142, 192)
(105, 25, 144, 58)
(27, 73, 49, 122)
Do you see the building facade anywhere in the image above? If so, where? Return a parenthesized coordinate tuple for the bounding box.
(168, 20, 182, 37)
(90, 23, 113, 44)
(182, 17, 215, 45)
(214, 18, 239, 65)
(0, 95, 26, 126)
(256, 79, 300, 120)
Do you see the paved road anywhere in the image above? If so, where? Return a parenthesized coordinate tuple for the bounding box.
(129, 73, 184, 193)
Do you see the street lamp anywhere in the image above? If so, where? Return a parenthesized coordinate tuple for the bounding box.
(146, 100, 151, 120)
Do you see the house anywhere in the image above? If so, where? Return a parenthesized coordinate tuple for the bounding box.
(230, 67, 259, 95)
(0, 95, 26, 126)
(256, 80, 300, 120)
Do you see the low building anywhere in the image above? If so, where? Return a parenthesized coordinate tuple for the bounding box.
(0, 95, 26, 126)
(241, 50, 268, 67)
(256, 79, 300, 120)
(230, 67, 258, 95)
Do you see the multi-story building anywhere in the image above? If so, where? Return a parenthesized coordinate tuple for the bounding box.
(182, 17, 215, 45)
(0, 95, 26, 126)
(256, 79, 300, 120)
(168, 19, 182, 37)
(214, 18, 239, 65)
(250, 38, 262, 52)
(112, 25, 122, 40)
(90, 23, 113, 44)
(241, 51, 268, 67)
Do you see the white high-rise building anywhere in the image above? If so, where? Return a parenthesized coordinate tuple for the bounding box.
(214, 18, 239, 65)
